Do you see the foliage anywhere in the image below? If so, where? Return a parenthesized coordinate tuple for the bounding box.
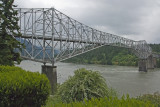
(0, 66, 50, 107)
(150, 44, 160, 54)
(112, 53, 138, 66)
(0, 65, 23, 72)
(44, 95, 62, 107)
(56, 68, 117, 103)
(137, 92, 160, 107)
(156, 59, 160, 68)
(64, 45, 139, 66)
(44, 95, 155, 107)
(0, 0, 23, 66)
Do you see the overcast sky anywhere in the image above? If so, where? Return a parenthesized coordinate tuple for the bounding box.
(14, 0, 160, 43)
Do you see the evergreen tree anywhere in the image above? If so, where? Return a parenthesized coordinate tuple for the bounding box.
(0, 0, 23, 65)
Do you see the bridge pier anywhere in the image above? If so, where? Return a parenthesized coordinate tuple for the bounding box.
(42, 65, 57, 94)
(153, 57, 157, 68)
(138, 55, 156, 72)
(138, 59, 147, 72)
(146, 55, 155, 69)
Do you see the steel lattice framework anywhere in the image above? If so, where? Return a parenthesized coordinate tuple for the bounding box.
(15, 8, 152, 65)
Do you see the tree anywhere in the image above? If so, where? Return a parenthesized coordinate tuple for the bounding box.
(0, 0, 23, 65)
(56, 68, 117, 103)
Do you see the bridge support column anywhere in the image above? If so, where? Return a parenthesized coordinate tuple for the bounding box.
(146, 55, 155, 69)
(153, 58, 157, 68)
(138, 55, 155, 72)
(138, 59, 147, 72)
(42, 65, 57, 94)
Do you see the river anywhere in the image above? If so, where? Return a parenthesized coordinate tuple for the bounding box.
(16, 60, 160, 98)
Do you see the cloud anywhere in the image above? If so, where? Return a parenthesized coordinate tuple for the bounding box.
(14, 0, 160, 43)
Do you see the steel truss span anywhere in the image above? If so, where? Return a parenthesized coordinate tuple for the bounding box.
(15, 8, 152, 65)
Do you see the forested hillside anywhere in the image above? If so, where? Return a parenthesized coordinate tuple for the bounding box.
(64, 44, 160, 67)
(64, 46, 138, 66)
(150, 44, 160, 53)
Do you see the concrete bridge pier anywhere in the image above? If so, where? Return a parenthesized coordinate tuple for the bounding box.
(138, 59, 147, 72)
(138, 55, 156, 72)
(42, 65, 57, 94)
(147, 55, 155, 69)
(153, 57, 157, 68)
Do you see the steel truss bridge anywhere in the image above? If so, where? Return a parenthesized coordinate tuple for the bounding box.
(15, 8, 153, 66)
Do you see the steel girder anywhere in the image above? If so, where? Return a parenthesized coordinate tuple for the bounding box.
(14, 8, 152, 65)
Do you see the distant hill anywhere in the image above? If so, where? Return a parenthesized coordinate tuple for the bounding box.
(64, 44, 160, 67)
(64, 45, 138, 66)
(150, 44, 160, 53)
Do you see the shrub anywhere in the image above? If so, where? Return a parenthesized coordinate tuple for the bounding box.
(0, 66, 50, 107)
(56, 68, 117, 103)
(0, 65, 24, 72)
(137, 92, 160, 107)
(46, 95, 155, 107)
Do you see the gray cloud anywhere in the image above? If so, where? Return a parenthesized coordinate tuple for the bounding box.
(14, 0, 160, 43)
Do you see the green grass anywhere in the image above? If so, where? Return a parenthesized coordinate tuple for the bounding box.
(44, 95, 155, 107)
(137, 92, 160, 107)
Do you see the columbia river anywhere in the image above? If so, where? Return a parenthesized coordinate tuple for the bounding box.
(16, 60, 160, 97)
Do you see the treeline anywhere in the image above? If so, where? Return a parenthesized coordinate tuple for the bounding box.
(64, 46, 138, 66)
(64, 44, 160, 67)
(150, 44, 160, 53)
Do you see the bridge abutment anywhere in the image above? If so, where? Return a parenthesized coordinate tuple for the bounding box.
(42, 65, 57, 94)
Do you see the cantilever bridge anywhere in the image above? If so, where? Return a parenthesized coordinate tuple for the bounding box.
(15, 8, 159, 72)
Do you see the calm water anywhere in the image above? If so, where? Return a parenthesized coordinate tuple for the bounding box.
(16, 60, 160, 97)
